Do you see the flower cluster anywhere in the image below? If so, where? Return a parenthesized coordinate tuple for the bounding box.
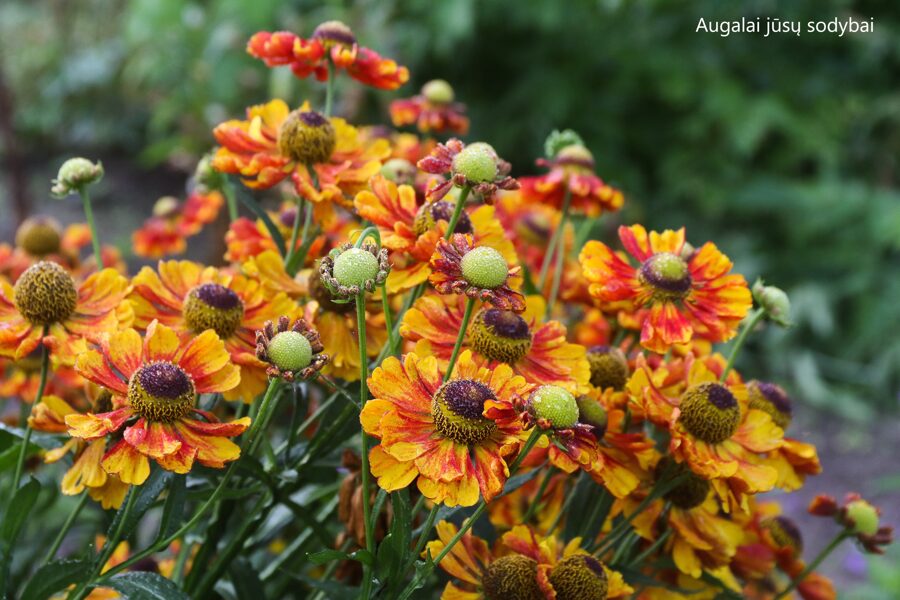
(0, 18, 889, 600)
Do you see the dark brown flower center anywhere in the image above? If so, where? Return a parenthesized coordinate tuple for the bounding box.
(678, 383, 740, 444)
(765, 516, 803, 555)
(431, 379, 497, 444)
(128, 362, 195, 422)
(547, 555, 609, 600)
(312, 20, 356, 47)
(482, 555, 543, 600)
(586, 346, 628, 390)
(184, 283, 244, 338)
(278, 109, 336, 165)
(656, 457, 711, 510)
(470, 308, 532, 364)
(748, 380, 792, 429)
(13, 261, 78, 326)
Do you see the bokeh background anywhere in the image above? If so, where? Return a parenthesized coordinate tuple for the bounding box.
(1, 0, 898, 595)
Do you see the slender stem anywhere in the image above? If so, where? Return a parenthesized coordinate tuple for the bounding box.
(285, 198, 304, 262)
(99, 379, 282, 579)
(537, 185, 572, 289)
(720, 307, 766, 382)
(627, 528, 672, 567)
(373, 283, 424, 367)
(325, 58, 335, 117)
(42, 492, 89, 565)
(381, 285, 398, 353)
(774, 532, 850, 599)
(410, 504, 439, 563)
(223, 181, 239, 222)
(315, 374, 360, 408)
(443, 297, 476, 383)
(594, 474, 687, 556)
(443, 186, 471, 241)
(355, 292, 375, 599)
(10, 338, 49, 494)
(544, 200, 570, 321)
(69, 486, 139, 600)
(397, 429, 543, 600)
(78, 187, 104, 269)
(171, 540, 193, 585)
(247, 379, 283, 456)
(522, 467, 555, 523)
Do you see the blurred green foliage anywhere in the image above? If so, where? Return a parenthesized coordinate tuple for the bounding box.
(1, 0, 899, 416)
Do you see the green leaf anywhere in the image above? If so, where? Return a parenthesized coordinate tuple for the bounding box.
(156, 474, 186, 542)
(104, 571, 190, 599)
(0, 477, 41, 594)
(107, 469, 171, 543)
(378, 488, 412, 591)
(20, 558, 92, 600)
(307, 549, 350, 564)
(498, 464, 544, 497)
(228, 557, 266, 600)
(349, 548, 375, 567)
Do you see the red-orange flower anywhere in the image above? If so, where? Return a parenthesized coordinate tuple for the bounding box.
(129, 260, 297, 401)
(133, 191, 224, 258)
(361, 351, 528, 506)
(247, 22, 409, 90)
(430, 234, 525, 311)
(66, 321, 246, 484)
(520, 145, 624, 217)
(390, 79, 469, 135)
(580, 224, 752, 353)
(0, 261, 131, 364)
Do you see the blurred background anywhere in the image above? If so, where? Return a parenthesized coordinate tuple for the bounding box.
(1, 0, 898, 594)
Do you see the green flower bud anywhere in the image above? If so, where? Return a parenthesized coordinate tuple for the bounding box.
(380, 158, 417, 185)
(422, 79, 454, 104)
(452, 144, 498, 183)
(529, 385, 579, 430)
(753, 279, 792, 327)
(52, 158, 104, 197)
(266, 331, 313, 372)
(544, 129, 585, 160)
(460, 246, 508, 289)
(333, 248, 380, 288)
(846, 500, 879, 536)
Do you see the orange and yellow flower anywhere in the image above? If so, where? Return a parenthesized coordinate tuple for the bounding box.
(30, 394, 129, 509)
(247, 23, 408, 90)
(129, 260, 297, 401)
(0, 261, 131, 364)
(361, 351, 529, 506)
(389, 80, 469, 135)
(425, 520, 632, 600)
(401, 294, 590, 393)
(580, 224, 752, 353)
(213, 99, 388, 208)
(430, 234, 525, 311)
(66, 321, 246, 484)
(628, 354, 784, 513)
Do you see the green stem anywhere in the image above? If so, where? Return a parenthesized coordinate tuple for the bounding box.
(720, 307, 766, 382)
(774, 532, 850, 600)
(443, 297, 476, 383)
(69, 486, 139, 600)
(373, 283, 424, 367)
(381, 285, 398, 354)
(325, 58, 335, 117)
(78, 187, 104, 269)
(42, 492, 89, 565)
(171, 540, 193, 585)
(594, 474, 687, 556)
(537, 185, 572, 290)
(522, 466, 555, 523)
(355, 292, 375, 599)
(284, 198, 305, 263)
(247, 380, 284, 456)
(397, 429, 543, 600)
(98, 379, 282, 580)
(410, 504, 439, 563)
(544, 202, 569, 321)
(223, 181, 239, 222)
(10, 338, 49, 494)
(443, 186, 471, 241)
(627, 528, 672, 567)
